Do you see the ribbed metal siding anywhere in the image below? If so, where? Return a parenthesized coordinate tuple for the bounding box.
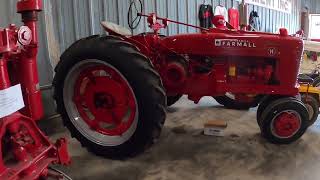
(49, 0, 301, 53)
(302, 0, 320, 13)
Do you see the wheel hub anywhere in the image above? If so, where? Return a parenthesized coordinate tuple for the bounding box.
(84, 77, 128, 124)
(94, 92, 114, 109)
(73, 65, 137, 136)
(273, 111, 301, 138)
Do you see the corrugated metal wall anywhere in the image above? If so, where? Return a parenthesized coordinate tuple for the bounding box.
(0, 0, 303, 116)
(52, 0, 302, 52)
(302, 0, 320, 13)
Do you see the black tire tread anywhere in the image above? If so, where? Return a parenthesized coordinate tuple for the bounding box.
(167, 95, 183, 106)
(53, 35, 166, 159)
(259, 97, 309, 144)
(257, 95, 283, 126)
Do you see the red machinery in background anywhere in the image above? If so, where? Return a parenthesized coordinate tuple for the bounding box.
(0, 0, 70, 179)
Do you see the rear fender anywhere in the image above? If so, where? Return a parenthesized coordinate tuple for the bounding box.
(125, 37, 151, 57)
(100, 22, 151, 57)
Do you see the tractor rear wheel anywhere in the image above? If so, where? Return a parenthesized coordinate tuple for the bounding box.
(167, 95, 182, 106)
(53, 35, 166, 159)
(258, 97, 309, 144)
(301, 94, 319, 126)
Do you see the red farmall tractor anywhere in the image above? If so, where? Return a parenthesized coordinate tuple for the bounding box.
(53, 1, 308, 159)
(0, 0, 70, 179)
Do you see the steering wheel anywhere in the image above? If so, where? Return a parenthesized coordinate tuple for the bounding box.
(128, 0, 143, 30)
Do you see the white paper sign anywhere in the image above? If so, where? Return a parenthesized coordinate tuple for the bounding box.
(240, 0, 292, 13)
(309, 14, 320, 39)
(0, 84, 25, 118)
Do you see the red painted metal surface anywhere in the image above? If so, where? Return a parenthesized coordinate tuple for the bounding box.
(212, 15, 227, 29)
(16, 0, 44, 121)
(109, 13, 304, 101)
(139, 13, 208, 32)
(311, 39, 320, 42)
(273, 112, 301, 138)
(73, 65, 137, 136)
(0, 0, 70, 179)
(17, 0, 42, 12)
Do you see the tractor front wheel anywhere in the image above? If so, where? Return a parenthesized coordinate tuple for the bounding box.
(258, 97, 309, 144)
(53, 35, 167, 159)
(257, 96, 280, 126)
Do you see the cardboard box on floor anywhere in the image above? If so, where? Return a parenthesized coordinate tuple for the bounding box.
(204, 120, 227, 137)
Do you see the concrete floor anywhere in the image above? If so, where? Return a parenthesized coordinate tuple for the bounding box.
(44, 96, 320, 180)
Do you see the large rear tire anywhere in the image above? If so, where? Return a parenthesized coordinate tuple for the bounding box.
(53, 35, 166, 159)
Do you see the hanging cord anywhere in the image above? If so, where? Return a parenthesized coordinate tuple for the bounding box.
(48, 167, 73, 180)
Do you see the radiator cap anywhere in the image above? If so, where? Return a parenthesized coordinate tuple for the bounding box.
(279, 28, 289, 36)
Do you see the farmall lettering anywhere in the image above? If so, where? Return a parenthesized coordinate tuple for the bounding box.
(215, 39, 257, 48)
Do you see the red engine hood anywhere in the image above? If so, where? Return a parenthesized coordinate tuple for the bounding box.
(160, 30, 303, 58)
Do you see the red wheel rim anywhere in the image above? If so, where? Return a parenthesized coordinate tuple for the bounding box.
(272, 111, 301, 138)
(73, 65, 136, 136)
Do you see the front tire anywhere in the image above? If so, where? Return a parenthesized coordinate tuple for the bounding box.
(257, 96, 280, 126)
(53, 35, 166, 159)
(259, 97, 309, 144)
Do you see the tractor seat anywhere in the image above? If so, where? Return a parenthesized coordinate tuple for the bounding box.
(298, 74, 314, 84)
(101, 21, 131, 36)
